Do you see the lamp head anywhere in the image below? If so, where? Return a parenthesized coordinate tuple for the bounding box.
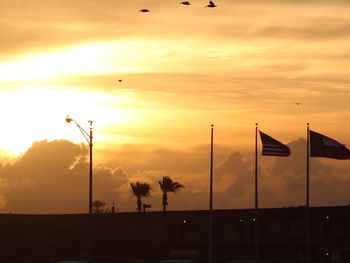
(65, 116, 73, 123)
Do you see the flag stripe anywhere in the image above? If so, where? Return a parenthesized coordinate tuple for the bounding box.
(259, 131, 290, 157)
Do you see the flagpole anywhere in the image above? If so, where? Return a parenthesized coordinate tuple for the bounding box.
(255, 123, 259, 263)
(306, 123, 310, 263)
(209, 124, 214, 263)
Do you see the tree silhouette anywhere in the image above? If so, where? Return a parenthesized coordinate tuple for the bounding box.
(92, 200, 106, 213)
(130, 182, 151, 212)
(159, 176, 184, 212)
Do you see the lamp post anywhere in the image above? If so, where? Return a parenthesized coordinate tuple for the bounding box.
(65, 116, 93, 261)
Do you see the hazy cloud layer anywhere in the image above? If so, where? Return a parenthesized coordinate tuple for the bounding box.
(0, 139, 349, 214)
(2, 0, 350, 56)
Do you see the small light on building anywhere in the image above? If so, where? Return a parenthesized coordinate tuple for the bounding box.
(326, 252, 330, 256)
(326, 215, 330, 220)
(239, 219, 243, 222)
(183, 220, 187, 224)
(252, 218, 256, 222)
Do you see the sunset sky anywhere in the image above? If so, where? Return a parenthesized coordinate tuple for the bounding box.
(1, 0, 350, 213)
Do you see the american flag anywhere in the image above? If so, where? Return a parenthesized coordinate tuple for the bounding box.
(259, 131, 290, 157)
(310, 130, 350, 160)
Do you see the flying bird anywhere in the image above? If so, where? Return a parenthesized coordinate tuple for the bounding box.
(139, 9, 150, 12)
(205, 1, 217, 8)
(180, 1, 191, 5)
(294, 102, 303, 105)
(118, 79, 122, 83)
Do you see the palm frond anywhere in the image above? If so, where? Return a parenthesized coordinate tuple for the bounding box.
(130, 182, 151, 198)
(159, 176, 184, 193)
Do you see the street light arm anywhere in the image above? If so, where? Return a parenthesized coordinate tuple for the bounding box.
(74, 121, 91, 145)
(65, 116, 92, 145)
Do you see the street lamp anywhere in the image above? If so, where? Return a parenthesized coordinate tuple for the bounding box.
(65, 116, 93, 214)
(65, 116, 93, 261)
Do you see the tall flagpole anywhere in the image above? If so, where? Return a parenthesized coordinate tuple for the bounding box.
(209, 124, 214, 263)
(255, 123, 259, 263)
(306, 123, 310, 263)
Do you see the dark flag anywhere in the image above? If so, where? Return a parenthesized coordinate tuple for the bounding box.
(310, 130, 350, 160)
(259, 131, 290, 156)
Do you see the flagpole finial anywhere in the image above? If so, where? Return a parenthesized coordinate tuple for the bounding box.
(211, 124, 214, 128)
(255, 123, 258, 126)
(307, 122, 309, 126)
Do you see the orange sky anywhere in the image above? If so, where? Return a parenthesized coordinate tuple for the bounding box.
(0, 0, 350, 213)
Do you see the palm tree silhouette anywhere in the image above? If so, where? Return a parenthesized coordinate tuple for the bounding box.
(159, 176, 184, 212)
(130, 182, 151, 212)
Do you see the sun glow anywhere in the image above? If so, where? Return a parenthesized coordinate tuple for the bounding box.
(0, 40, 159, 157)
(0, 88, 134, 157)
(0, 43, 123, 82)
(0, 38, 231, 83)
(0, 39, 183, 83)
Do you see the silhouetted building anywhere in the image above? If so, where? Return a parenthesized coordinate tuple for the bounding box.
(0, 205, 349, 262)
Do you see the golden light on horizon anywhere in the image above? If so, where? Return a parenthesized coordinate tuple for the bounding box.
(0, 87, 141, 156)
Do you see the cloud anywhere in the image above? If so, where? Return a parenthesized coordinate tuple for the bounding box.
(211, 138, 350, 209)
(0, 140, 130, 213)
(0, 0, 141, 56)
(271, 138, 329, 176)
(0, 138, 350, 214)
(259, 22, 350, 40)
(259, 138, 350, 207)
(0, 140, 85, 213)
(106, 139, 350, 210)
(214, 152, 255, 208)
(2, 0, 349, 60)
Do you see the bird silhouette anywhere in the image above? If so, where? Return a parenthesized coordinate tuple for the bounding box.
(205, 1, 217, 8)
(139, 9, 150, 12)
(180, 1, 191, 5)
(294, 102, 303, 105)
(118, 79, 122, 83)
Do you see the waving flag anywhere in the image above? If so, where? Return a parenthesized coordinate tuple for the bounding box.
(310, 130, 350, 160)
(259, 131, 290, 156)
